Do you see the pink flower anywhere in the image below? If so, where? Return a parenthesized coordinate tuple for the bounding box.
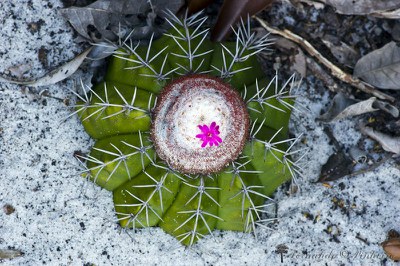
(196, 122, 223, 148)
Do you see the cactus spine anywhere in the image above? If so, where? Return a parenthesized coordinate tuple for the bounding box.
(72, 11, 302, 246)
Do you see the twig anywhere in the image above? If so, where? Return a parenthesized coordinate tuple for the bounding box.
(348, 154, 392, 178)
(21, 87, 68, 104)
(355, 233, 370, 245)
(255, 17, 395, 102)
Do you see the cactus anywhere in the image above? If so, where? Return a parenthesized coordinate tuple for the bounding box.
(72, 11, 302, 246)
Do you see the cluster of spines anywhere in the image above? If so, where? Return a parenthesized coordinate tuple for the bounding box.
(114, 34, 175, 82)
(75, 131, 154, 188)
(91, 10, 272, 83)
(163, 10, 212, 74)
(69, 11, 306, 246)
(71, 76, 305, 245)
(212, 16, 273, 79)
(115, 163, 179, 229)
(67, 80, 156, 123)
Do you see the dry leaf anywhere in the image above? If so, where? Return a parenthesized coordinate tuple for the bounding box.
(354, 42, 400, 90)
(0, 249, 24, 259)
(322, 38, 359, 67)
(291, 48, 307, 77)
(382, 238, 400, 260)
(372, 9, 400, 19)
(318, 150, 353, 182)
(274, 37, 307, 77)
(295, 0, 325, 9)
(60, 0, 184, 42)
(360, 126, 400, 154)
(317, 0, 400, 16)
(348, 146, 367, 164)
(319, 93, 398, 122)
(372, 100, 399, 118)
(7, 64, 31, 78)
(0, 47, 92, 87)
(255, 17, 396, 102)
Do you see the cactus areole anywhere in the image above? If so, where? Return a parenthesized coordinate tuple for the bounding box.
(73, 11, 299, 246)
(151, 75, 249, 174)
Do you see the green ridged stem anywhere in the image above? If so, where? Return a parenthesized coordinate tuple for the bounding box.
(210, 42, 265, 89)
(153, 26, 215, 75)
(86, 134, 154, 191)
(159, 177, 219, 246)
(75, 13, 297, 246)
(216, 163, 265, 231)
(245, 78, 294, 136)
(105, 48, 168, 93)
(244, 142, 291, 196)
(113, 163, 181, 228)
(78, 82, 155, 139)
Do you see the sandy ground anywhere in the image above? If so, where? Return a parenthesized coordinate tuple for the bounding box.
(0, 1, 399, 265)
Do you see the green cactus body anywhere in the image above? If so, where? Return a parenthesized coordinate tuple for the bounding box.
(80, 82, 156, 139)
(74, 11, 299, 246)
(113, 162, 181, 228)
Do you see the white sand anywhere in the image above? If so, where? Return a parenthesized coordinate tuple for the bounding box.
(0, 1, 399, 265)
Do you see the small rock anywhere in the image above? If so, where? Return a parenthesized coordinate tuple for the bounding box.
(3, 204, 15, 215)
(38, 46, 49, 68)
(27, 19, 45, 34)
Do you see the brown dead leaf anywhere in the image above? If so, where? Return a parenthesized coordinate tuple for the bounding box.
(382, 238, 400, 261)
(318, 150, 353, 182)
(322, 37, 359, 67)
(372, 8, 400, 19)
(274, 37, 307, 77)
(354, 42, 400, 90)
(360, 125, 400, 154)
(317, 0, 400, 17)
(60, 0, 184, 42)
(319, 93, 398, 122)
(0, 249, 24, 259)
(0, 47, 92, 87)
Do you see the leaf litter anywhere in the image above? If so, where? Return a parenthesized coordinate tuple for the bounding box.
(258, 1, 400, 188)
(354, 41, 400, 90)
(319, 93, 399, 122)
(60, 0, 184, 42)
(309, 0, 400, 18)
(0, 47, 92, 87)
(0, 0, 184, 88)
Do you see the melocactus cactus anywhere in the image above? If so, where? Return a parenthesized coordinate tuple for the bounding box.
(152, 74, 250, 174)
(73, 11, 301, 246)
